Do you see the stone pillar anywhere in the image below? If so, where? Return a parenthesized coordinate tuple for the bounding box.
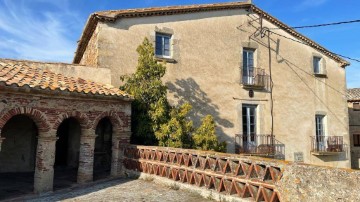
(111, 131, 131, 177)
(0, 137, 5, 151)
(77, 129, 97, 184)
(34, 131, 57, 194)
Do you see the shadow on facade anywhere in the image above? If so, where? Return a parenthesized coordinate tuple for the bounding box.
(166, 78, 234, 144)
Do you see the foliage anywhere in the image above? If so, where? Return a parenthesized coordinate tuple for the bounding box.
(120, 38, 170, 145)
(192, 115, 227, 152)
(121, 38, 227, 152)
(155, 103, 193, 148)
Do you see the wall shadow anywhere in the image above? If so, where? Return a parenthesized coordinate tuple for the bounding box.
(166, 78, 234, 144)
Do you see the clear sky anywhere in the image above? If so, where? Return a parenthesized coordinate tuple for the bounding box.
(0, 0, 359, 88)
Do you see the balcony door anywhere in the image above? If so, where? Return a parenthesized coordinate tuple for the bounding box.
(243, 49, 255, 85)
(315, 115, 325, 150)
(242, 105, 257, 150)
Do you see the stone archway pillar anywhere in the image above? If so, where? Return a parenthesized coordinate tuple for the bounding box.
(34, 131, 57, 194)
(0, 137, 5, 151)
(111, 131, 131, 177)
(77, 129, 97, 184)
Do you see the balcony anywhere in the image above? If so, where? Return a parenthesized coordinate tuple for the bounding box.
(235, 134, 284, 158)
(310, 136, 344, 156)
(240, 67, 270, 90)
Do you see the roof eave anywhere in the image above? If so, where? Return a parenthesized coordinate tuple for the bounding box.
(0, 83, 134, 102)
(73, 14, 99, 64)
(72, 3, 350, 67)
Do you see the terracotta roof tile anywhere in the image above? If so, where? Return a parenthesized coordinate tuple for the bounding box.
(347, 88, 360, 102)
(0, 59, 132, 99)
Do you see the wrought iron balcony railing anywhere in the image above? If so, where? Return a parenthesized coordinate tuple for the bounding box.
(310, 136, 344, 155)
(235, 134, 278, 156)
(240, 67, 270, 89)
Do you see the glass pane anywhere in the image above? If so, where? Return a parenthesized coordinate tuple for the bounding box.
(248, 51, 254, 67)
(313, 57, 321, 73)
(243, 51, 248, 76)
(155, 35, 163, 55)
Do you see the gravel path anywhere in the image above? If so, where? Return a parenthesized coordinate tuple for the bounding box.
(26, 178, 211, 202)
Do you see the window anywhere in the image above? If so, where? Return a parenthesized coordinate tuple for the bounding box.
(242, 105, 257, 143)
(354, 102, 360, 111)
(354, 134, 360, 147)
(315, 115, 325, 137)
(242, 49, 255, 85)
(155, 33, 171, 58)
(313, 56, 322, 74)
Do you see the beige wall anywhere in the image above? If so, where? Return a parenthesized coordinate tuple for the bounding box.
(81, 9, 350, 168)
(349, 102, 360, 169)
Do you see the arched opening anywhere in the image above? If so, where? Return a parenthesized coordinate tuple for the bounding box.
(0, 115, 38, 200)
(54, 118, 81, 190)
(93, 118, 113, 180)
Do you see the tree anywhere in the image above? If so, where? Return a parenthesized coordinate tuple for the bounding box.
(192, 115, 227, 152)
(121, 38, 227, 152)
(120, 38, 170, 145)
(155, 103, 193, 148)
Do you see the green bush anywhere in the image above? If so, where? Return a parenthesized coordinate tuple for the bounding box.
(120, 38, 170, 145)
(155, 103, 193, 148)
(192, 115, 227, 152)
(121, 38, 227, 152)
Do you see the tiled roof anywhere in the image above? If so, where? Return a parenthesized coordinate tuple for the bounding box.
(347, 88, 360, 102)
(0, 59, 132, 100)
(73, 1, 349, 67)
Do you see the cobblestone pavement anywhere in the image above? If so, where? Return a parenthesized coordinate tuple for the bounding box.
(26, 178, 211, 202)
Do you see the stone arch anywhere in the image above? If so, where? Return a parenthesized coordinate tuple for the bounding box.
(53, 111, 90, 131)
(0, 107, 50, 135)
(92, 111, 123, 131)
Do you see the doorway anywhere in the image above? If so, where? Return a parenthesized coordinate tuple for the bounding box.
(242, 105, 257, 153)
(0, 115, 38, 200)
(93, 118, 113, 180)
(54, 118, 81, 190)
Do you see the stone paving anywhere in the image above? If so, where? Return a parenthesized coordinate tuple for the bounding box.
(25, 178, 211, 202)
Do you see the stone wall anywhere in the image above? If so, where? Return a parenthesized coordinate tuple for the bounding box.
(349, 102, 360, 169)
(123, 145, 360, 202)
(0, 91, 132, 193)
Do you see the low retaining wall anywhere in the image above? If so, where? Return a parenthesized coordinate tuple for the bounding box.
(122, 145, 360, 202)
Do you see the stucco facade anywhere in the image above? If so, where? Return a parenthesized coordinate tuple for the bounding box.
(75, 3, 351, 168)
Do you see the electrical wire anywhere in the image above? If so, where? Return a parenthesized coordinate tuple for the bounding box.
(267, 30, 360, 63)
(271, 19, 360, 30)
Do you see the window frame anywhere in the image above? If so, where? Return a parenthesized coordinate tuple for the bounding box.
(242, 48, 256, 85)
(315, 115, 325, 137)
(155, 33, 172, 58)
(354, 134, 360, 147)
(313, 56, 322, 75)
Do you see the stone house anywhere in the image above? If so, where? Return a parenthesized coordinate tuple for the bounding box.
(0, 59, 132, 197)
(348, 88, 360, 169)
(73, 1, 351, 168)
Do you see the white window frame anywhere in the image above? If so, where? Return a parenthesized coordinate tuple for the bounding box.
(155, 33, 171, 58)
(315, 115, 325, 137)
(242, 49, 255, 85)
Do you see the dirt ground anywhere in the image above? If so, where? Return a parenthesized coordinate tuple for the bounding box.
(24, 178, 211, 202)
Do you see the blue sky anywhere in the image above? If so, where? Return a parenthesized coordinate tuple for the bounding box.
(0, 0, 359, 87)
